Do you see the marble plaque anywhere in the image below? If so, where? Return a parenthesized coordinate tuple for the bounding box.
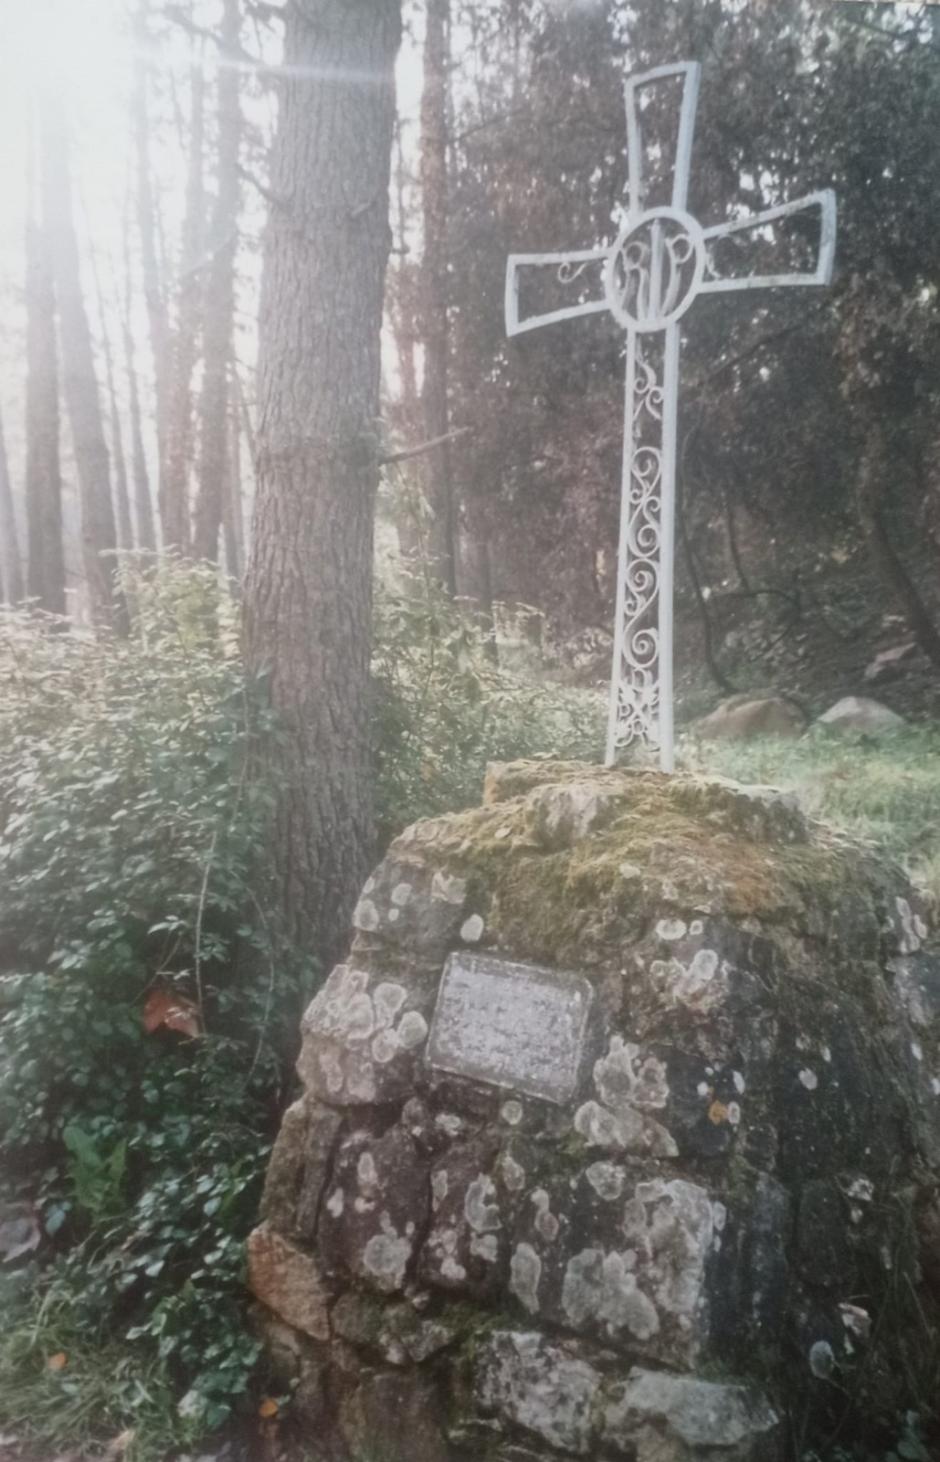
(426, 952, 593, 1104)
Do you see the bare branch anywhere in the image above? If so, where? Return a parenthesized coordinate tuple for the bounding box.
(380, 427, 469, 467)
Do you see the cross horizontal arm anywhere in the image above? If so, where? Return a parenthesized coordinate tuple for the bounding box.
(505, 248, 610, 337)
(699, 189, 836, 294)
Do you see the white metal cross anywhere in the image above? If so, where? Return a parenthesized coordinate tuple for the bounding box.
(505, 62, 836, 771)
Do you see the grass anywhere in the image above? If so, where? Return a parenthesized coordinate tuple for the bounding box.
(0, 1277, 184, 1462)
(685, 723, 940, 906)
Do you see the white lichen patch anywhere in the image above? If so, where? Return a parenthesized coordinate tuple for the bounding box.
(373, 982, 407, 1026)
(510, 1244, 542, 1314)
(390, 882, 413, 907)
(586, 1162, 625, 1201)
(431, 870, 468, 906)
(594, 1037, 669, 1112)
(561, 1248, 660, 1342)
(465, 1175, 502, 1234)
(733, 1071, 746, 1094)
(353, 899, 380, 932)
(649, 948, 729, 1013)
(435, 1112, 464, 1138)
(357, 1151, 379, 1196)
(531, 1189, 560, 1242)
(911, 1040, 923, 1062)
(574, 1100, 678, 1159)
(501, 1100, 524, 1126)
(460, 914, 485, 944)
(431, 1169, 449, 1210)
(362, 1213, 414, 1292)
(470, 1233, 499, 1263)
(798, 1068, 818, 1091)
(656, 918, 687, 942)
(501, 1154, 527, 1193)
(325, 1187, 344, 1218)
(302, 965, 429, 1100)
(425, 1225, 467, 1282)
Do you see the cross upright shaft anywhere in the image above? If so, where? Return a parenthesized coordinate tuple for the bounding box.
(505, 61, 836, 772)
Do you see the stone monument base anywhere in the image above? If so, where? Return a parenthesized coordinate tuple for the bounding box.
(250, 762, 940, 1461)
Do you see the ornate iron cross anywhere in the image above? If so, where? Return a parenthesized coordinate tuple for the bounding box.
(505, 62, 836, 771)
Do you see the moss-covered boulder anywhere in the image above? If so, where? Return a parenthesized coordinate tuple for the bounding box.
(249, 763, 940, 1462)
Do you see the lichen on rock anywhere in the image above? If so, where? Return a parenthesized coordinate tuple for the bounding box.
(249, 760, 940, 1461)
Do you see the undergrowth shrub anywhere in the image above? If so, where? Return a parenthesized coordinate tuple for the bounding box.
(373, 572, 603, 840)
(0, 561, 307, 1457)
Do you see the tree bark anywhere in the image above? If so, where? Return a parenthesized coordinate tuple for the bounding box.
(0, 404, 24, 605)
(419, 0, 456, 593)
(244, 0, 402, 968)
(858, 424, 940, 668)
(162, 45, 206, 552)
(25, 107, 65, 617)
(133, 1, 171, 543)
(122, 273, 157, 554)
(90, 246, 134, 554)
(42, 93, 123, 628)
(223, 382, 244, 579)
(193, 0, 241, 562)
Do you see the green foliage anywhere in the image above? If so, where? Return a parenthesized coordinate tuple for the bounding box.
(373, 572, 603, 841)
(0, 560, 307, 1457)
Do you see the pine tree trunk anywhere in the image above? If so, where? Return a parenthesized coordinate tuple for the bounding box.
(162, 51, 206, 552)
(123, 306, 157, 556)
(90, 247, 134, 554)
(25, 109, 66, 617)
(222, 383, 244, 578)
(133, 3, 171, 545)
(193, 0, 240, 562)
(42, 93, 123, 628)
(122, 196, 157, 554)
(0, 403, 24, 605)
(419, 0, 456, 593)
(244, 0, 402, 968)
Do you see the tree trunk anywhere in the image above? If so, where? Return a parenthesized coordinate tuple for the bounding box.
(193, 0, 240, 562)
(42, 93, 123, 628)
(162, 47, 206, 552)
(90, 246, 134, 554)
(133, 1, 171, 543)
(419, 0, 456, 593)
(223, 383, 244, 579)
(858, 424, 940, 668)
(244, 0, 402, 968)
(25, 107, 65, 617)
(123, 305, 157, 557)
(0, 404, 24, 605)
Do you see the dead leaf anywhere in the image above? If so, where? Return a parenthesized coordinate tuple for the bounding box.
(708, 1100, 730, 1125)
(46, 1352, 68, 1371)
(258, 1399, 279, 1419)
(143, 987, 202, 1038)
